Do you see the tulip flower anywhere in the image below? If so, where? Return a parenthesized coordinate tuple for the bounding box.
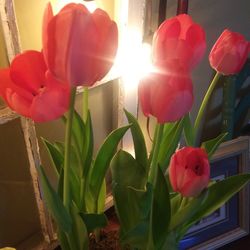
(152, 14, 206, 71)
(42, 3, 118, 86)
(169, 147, 210, 197)
(138, 62, 193, 123)
(0, 50, 70, 122)
(209, 29, 250, 75)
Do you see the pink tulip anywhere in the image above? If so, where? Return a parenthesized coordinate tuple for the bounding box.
(209, 29, 249, 75)
(152, 14, 206, 71)
(0, 50, 70, 122)
(138, 62, 193, 123)
(42, 3, 118, 86)
(169, 147, 210, 197)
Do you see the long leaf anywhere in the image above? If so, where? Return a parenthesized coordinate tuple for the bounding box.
(111, 150, 148, 234)
(159, 119, 184, 171)
(111, 150, 147, 189)
(41, 138, 63, 177)
(90, 125, 131, 200)
(124, 109, 148, 171)
(150, 166, 171, 249)
(82, 111, 94, 179)
(201, 132, 228, 159)
(63, 110, 85, 153)
(80, 213, 108, 233)
(57, 229, 71, 250)
(169, 191, 208, 231)
(183, 114, 195, 146)
(37, 165, 72, 232)
(184, 174, 250, 231)
(121, 221, 149, 249)
(70, 202, 89, 250)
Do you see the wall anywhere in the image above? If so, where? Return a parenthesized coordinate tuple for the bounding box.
(14, 0, 114, 51)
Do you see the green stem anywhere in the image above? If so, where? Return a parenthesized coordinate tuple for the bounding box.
(79, 87, 89, 211)
(194, 72, 221, 140)
(63, 87, 77, 211)
(149, 124, 164, 184)
(83, 87, 89, 122)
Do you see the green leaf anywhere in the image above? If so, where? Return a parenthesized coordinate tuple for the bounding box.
(158, 119, 184, 172)
(111, 150, 148, 235)
(121, 221, 149, 249)
(37, 165, 72, 233)
(54, 142, 81, 207)
(90, 125, 131, 200)
(82, 111, 94, 178)
(151, 166, 171, 249)
(124, 109, 148, 171)
(54, 142, 81, 176)
(111, 150, 147, 189)
(183, 114, 195, 146)
(201, 132, 228, 159)
(41, 138, 63, 177)
(80, 213, 108, 233)
(170, 194, 182, 216)
(97, 179, 106, 213)
(57, 229, 71, 250)
(169, 190, 208, 231)
(70, 202, 89, 250)
(112, 183, 143, 236)
(58, 167, 64, 200)
(149, 122, 175, 164)
(63, 110, 85, 154)
(187, 174, 250, 225)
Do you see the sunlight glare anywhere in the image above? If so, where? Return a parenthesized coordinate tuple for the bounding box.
(52, 0, 97, 13)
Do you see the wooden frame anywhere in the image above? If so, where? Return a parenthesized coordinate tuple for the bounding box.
(180, 136, 250, 250)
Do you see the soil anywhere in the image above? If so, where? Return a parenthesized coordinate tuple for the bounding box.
(89, 207, 122, 249)
(55, 207, 124, 249)
(89, 230, 121, 250)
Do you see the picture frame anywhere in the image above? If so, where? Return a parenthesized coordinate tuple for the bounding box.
(180, 136, 250, 250)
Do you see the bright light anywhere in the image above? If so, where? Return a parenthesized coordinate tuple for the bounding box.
(52, 0, 97, 13)
(115, 28, 154, 93)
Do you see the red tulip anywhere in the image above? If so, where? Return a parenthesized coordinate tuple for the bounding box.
(138, 62, 193, 123)
(169, 147, 210, 197)
(209, 29, 250, 75)
(42, 3, 118, 86)
(152, 14, 206, 71)
(0, 51, 70, 122)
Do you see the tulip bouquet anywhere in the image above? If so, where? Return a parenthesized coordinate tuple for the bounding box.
(0, 2, 250, 250)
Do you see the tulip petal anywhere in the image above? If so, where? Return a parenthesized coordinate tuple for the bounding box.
(209, 29, 249, 75)
(91, 9, 118, 83)
(153, 19, 180, 63)
(0, 68, 32, 107)
(180, 175, 209, 197)
(138, 77, 152, 117)
(0, 69, 13, 100)
(169, 147, 210, 197)
(9, 51, 47, 93)
(150, 74, 193, 123)
(5, 89, 31, 118)
(42, 2, 54, 67)
(30, 84, 69, 122)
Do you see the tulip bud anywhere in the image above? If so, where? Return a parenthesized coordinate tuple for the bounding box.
(152, 14, 206, 71)
(169, 147, 210, 197)
(42, 3, 118, 86)
(209, 29, 249, 75)
(138, 63, 193, 123)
